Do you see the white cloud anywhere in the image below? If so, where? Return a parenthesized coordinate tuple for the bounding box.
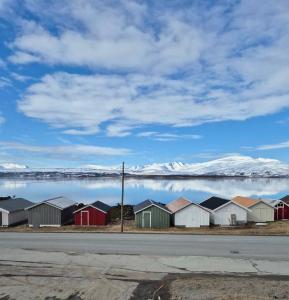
(8, 1, 204, 74)
(137, 131, 202, 141)
(0, 142, 131, 159)
(106, 123, 134, 137)
(10, 72, 33, 82)
(9, 51, 40, 64)
(17, 72, 289, 136)
(0, 76, 11, 88)
(2, 0, 289, 135)
(257, 141, 289, 150)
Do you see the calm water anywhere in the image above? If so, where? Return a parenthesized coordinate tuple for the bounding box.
(0, 178, 289, 205)
(1, 177, 289, 206)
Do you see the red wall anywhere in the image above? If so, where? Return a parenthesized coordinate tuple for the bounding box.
(275, 204, 289, 220)
(74, 206, 108, 226)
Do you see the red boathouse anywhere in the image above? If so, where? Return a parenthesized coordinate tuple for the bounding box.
(74, 201, 111, 226)
(276, 196, 289, 220)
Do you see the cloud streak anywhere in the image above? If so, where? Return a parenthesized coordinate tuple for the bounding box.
(0, 142, 131, 159)
(137, 131, 202, 141)
(257, 141, 289, 150)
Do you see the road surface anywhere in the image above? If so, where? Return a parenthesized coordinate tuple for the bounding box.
(1, 232, 289, 299)
(0, 232, 288, 260)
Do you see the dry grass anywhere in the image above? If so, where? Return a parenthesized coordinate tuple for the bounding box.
(1, 220, 289, 235)
(169, 274, 289, 300)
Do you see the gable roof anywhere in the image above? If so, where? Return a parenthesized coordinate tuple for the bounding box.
(26, 196, 76, 211)
(215, 200, 251, 212)
(280, 195, 289, 205)
(174, 201, 212, 214)
(0, 198, 34, 213)
(74, 201, 111, 214)
(263, 199, 289, 208)
(91, 201, 111, 212)
(134, 199, 172, 214)
(200, 196, 230, 210)
(166, 197, 191, 213)
(233, 196, 258, 208)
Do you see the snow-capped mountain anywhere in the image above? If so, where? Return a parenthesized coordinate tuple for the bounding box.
(126, 156, 289, 177)
(0, 156, 289, 177)
(83, 156, 289, 177)
(0, 163, 28, 170)
(82, 164, 121, 173)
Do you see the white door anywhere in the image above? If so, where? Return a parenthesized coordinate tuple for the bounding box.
(142, 211, 151, 228)
(255, 208, 266, 221)
(191, 214, 200, 227)
(81, 211, 89, 226)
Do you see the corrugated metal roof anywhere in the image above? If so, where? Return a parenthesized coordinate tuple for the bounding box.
(134, 199, 171, 214)
(45, 196, 76, 209)
(0, 198, 34, 213)
(166, 197, 191, 213)
(200, 196, 230, 210)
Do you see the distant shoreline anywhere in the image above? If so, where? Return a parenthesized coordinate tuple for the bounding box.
(0, 172, 288, 179)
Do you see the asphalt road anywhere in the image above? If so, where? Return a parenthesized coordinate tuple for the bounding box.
(0, 232, 288, 260)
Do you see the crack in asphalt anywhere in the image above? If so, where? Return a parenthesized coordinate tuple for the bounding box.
(248, 259, 270, 274)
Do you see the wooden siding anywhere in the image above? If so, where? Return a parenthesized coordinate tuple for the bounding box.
(74, 206, 108, 226)
(8, 210, 28, 226)
(0, 211, 8, 226)
(27, 203, 61, 226)
(0, 209, 28, 226)
(174, 205, 210, 227)
(248, 202, 274, 222)
(135, 205, 170, 228)
(213, 202, 247, 225)
(275, 203, 289, 220)
(61, 206, 75, 225)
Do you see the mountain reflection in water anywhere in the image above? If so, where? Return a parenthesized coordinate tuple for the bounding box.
(0, 177, 288, 205)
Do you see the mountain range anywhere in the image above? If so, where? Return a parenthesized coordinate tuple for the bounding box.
(1, 156, 289, 177)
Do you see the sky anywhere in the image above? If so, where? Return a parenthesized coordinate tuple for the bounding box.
(0, 0, 289, 168)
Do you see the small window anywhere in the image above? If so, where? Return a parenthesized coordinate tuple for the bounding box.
(277, 203, 284, 208)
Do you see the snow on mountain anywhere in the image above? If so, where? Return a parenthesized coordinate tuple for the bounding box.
(0, 163, 28, 170)
(130, 156, 289, 176)
(167, 156, 289, 177)
(82, 156, 289, 177)
(0, 156, 289, 177)
(83, 164, 121, 173)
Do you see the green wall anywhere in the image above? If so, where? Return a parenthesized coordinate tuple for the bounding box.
(135, 205, 170, 228)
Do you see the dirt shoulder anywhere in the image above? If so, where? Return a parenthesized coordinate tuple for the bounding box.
(1, 220, 289, 236)
(132, 273, 289, 300)
(1, 247, 289, 300)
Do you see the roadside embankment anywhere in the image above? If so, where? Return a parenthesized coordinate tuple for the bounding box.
(1, 220, 289, 236)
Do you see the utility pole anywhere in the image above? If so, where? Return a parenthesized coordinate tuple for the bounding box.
(120, 161, 125, 233)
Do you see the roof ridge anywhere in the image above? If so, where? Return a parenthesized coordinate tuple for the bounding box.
(45, 196, 64, 201)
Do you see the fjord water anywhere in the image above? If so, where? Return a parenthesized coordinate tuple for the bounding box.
(0, 177, 289, 205)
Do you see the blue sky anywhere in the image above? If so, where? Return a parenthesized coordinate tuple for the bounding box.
(0, 0, 289, 167)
